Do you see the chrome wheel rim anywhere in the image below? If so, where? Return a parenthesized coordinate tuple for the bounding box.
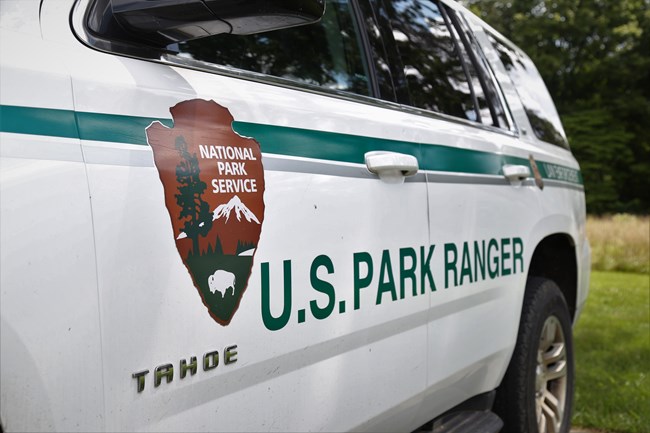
(535, 315, 568, 433)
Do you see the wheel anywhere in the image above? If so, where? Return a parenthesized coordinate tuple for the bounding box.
(495, 277, 575, 433)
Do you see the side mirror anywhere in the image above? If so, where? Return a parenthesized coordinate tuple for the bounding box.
(88, 0, 325, 47)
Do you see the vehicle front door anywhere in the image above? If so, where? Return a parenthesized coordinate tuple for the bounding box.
(47, 0, 433, 430)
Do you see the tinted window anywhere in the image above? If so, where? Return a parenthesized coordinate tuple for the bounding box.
(451, 12, 511, 129)
(488, 34, 569, 148)
(385, 0, 478, 120)
(446, 17, 492, 123)
(176, 0, 371, 96)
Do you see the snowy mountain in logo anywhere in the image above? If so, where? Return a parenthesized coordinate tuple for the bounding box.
(176, 195, 260, 240)
(213, 195, 260, 224)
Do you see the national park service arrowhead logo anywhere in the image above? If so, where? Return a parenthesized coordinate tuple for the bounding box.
(146, 99, 265, 325)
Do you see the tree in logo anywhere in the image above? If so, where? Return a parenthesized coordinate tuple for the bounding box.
(174, 136, 212, 256)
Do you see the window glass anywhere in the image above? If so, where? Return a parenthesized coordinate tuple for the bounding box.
(385, 0, 477, 120)
(488, 34, 569, 148)
(447, 20, 491, 123)
(175, 0, 371, 96)
(451, 12, 511, 129)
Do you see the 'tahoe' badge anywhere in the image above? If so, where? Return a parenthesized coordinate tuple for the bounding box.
(146, 99, 265, 325)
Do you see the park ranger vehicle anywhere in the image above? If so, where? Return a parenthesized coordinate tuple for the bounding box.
(0, 0, 590, 431)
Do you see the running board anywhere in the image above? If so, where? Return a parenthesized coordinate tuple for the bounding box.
(431, 411, 503, 433)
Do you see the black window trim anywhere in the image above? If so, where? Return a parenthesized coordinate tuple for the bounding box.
(351, 0, 388, 100)
(364, 0, 411, 104)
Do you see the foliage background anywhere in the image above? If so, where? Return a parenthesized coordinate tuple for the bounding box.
(464, 0, 650, 214)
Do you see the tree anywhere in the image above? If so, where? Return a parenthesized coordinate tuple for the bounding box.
(563, 107, 634, 213)
(175, 136, 213, 255)
(465, 0, 650, 213)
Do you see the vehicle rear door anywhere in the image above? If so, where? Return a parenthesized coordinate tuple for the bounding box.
(378, 0, 543, 418)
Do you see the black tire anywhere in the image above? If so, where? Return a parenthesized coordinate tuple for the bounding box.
(495, 277, 575, 433)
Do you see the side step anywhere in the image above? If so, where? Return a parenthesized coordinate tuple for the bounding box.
(431, 411, 503, 433)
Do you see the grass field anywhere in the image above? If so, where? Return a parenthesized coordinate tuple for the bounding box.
(572, 271, 650, 433)
(587, 215, 649, 274)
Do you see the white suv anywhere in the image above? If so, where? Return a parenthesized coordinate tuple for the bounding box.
(0, 0, 590, 432)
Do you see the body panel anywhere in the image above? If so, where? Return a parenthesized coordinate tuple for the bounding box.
(0, 0, 589, 431)
(0, 7, 104, 431)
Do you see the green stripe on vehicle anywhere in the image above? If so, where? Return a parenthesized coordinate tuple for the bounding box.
(0, 105, 78, 138)
(0, 105, 582, 184)
(232, 121, 528, 176)
(0, 105, 173, 145)
(76, 112, 174, 144)
(537, 161, 583, 184)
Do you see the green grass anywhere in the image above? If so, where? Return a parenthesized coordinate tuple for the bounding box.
(572, 271, 650, 433)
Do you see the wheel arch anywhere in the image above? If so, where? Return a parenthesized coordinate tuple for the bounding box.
(527, 233, 577, 320)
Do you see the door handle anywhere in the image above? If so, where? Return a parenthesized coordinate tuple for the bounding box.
(365, 151, 419, 184)
(502, 164, 531, 183)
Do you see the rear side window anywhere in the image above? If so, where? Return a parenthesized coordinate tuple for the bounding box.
(176, 0, 371, 96)
(488, 34, 569, 148)
(445, 13, 493, 125)
(383, 0, 509, 129)
(451, 13, 511, 130)
(385, 0, 476, 120)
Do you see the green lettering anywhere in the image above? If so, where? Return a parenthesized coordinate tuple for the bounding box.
(488, 239, 499, 279)
(474, 240, 486, 282)
(459, 242, 473, 285)
(444, 243, 458, 289)
(376, 250, 397, 304)
(399, 247, 417, 298)
(501, 238, 512, 276)
(310, 255, 336, 320)
(420, 245, 436, 293)
(353, 252, 373, 310)
(513, 237, 524, 274)
(261, 261, 292, 331)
